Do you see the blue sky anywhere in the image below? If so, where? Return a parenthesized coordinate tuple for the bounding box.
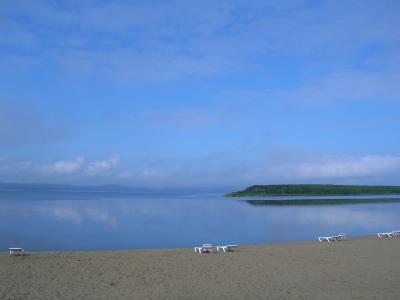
(1, 0, 400, 189)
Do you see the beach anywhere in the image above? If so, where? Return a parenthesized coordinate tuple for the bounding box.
(1, 237, 399, 299)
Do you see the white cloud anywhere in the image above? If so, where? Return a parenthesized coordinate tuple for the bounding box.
(229, 67, 400, 108)
(51, 157, 85, 174)
(4, 0, 400, 84)
(38, 155, 120, 177)
(287, 70, 400, 104)
(85, 155, 120, 176)
(30, 155, 120, 176)
(1, 152, 400, 188)
(269, 155, 400, 180)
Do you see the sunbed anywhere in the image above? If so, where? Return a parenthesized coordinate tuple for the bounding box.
(318, 236, 334, 242)
(217, 245, 239, 252)
(319, 233, 348, 242)
(392, 230, 400, 237)
(378, 230, 400, 238)
(333, 233, 348, 241)
(194, 244, 215, 253)
(9, 248, 24, 256)
(377, 232, 394, 238)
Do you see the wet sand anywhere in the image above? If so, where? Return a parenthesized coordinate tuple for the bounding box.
(1, 237, 399, 299)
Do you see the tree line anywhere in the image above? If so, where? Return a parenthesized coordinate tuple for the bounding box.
(226, 184, 400, 196)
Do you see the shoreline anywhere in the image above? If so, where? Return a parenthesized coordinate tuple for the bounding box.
(1, 234, 375, 254)
(2, 237, 400, 299)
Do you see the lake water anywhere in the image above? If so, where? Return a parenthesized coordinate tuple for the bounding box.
(1, 189, 400, 251)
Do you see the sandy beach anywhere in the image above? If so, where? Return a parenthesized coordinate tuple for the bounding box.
(1, 237, 399, 299)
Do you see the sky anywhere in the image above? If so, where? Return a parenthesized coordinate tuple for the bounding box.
(0, 0, 400, 190)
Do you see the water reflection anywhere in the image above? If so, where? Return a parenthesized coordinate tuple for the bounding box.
(244, 198, 400, 206)
(288, 206, 398, 228)
(51, 207, 117, 227)
(0, 191, 399, 251)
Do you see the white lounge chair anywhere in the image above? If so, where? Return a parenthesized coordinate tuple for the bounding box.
(217, 245, 239, 252)
(377, 232, 394, 238)
(319, 233, 347, 242)
(9, 248, 24, 256)
(318, 236, 334, 242)
(391, 230, 400, 237)
(194, 244, 215, 253)
(334, 233, 348, 241)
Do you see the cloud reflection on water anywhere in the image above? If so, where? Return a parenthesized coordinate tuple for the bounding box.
(1, 192, 400, 250)
(51, 205, 118, 228)
(294, 207, 398, 230)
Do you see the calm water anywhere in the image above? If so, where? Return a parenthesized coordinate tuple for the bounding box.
(1, 190, 399, 251)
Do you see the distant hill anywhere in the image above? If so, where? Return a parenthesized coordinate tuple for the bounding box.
(0, 182, 151, 193)
(226, 184, 400, 197)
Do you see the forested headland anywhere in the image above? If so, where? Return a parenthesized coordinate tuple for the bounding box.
(226, 184, 400, 197)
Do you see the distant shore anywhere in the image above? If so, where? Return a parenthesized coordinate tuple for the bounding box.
(226, 184, 400, 197)
(2, 237, 400, 299)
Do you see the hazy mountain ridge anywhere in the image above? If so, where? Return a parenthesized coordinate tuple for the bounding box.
(0, 182, 151, 193)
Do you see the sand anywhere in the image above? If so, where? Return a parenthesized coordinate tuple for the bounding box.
(1, 237, 400, 299)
